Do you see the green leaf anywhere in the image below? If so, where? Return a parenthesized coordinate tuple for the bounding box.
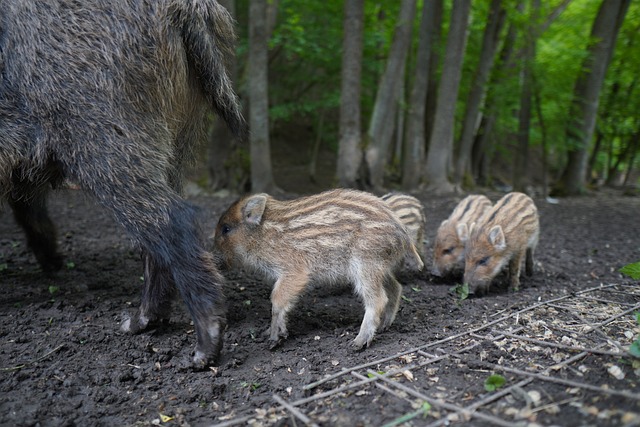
(450, 283, 470, 301)
(620, 262, 640, 280)
(0, 263, 7, 271)
(629, 341, 640, 358)
(48, 286, 59, 295)
(484, 374, 506, 391)
(66, 261, 76, 269)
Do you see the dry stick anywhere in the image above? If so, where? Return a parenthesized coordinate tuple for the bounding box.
(547, 301, 640, 354)
(580, 295, 638, 307)
(366, 369, 515, 427)
(272, 394, 319, 427)
(1, 344, 65, 371)
(485, 331, 626, 357)
(479, 349, 640, 401)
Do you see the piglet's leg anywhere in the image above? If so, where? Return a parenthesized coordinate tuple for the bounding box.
(525, 247, 534, 276)
(269, 271, 309, 346)
(380, 275, 402, 330)
(352, 270, 388, 350)
(508, 250, 525, 292)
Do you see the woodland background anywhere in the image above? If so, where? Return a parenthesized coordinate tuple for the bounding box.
(203, 0, 639, 197)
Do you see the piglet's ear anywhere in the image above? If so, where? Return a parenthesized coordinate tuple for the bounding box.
(488, 225, 506, 251)
(242, 194, 267, 226)
(456, 223, 469, 242)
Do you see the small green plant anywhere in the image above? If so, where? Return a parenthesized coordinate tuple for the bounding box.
(620, 262, 640, 280)
(48, 285, 60, 295)
(621, 261, 640, 358)
(382, 401, 431, 427)
(66, 261, 76, 269)
(484, 374, 506, 391)
(241, 381, 261, 392)
(367, 370, 386, 378)
(450, 282, 469, 301)
(630, 313, 640, 358)
(0, 263, 8, 272)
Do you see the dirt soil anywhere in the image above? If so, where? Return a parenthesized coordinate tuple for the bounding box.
(1, 180, 640, 426)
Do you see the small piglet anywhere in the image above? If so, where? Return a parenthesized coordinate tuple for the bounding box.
(464, 192, 539, 295)
(432, 195, 492, 277)
(381, 192, 426, 271)
(214, 189, 423, 349)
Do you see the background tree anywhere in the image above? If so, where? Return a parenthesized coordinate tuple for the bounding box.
(248, 0, 278, 192)
(423, 0, 471, 193)
(453, 0, 506, 188)
(401, 0, 436, 189)
(337, 0, 365, 188)
(554, 0, 631, 195)
(364, 0, 416, 190)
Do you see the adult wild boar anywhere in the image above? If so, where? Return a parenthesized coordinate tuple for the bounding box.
(0, 0, 246, 367)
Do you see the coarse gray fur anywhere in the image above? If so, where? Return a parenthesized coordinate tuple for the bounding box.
(0, 0, 247, 367)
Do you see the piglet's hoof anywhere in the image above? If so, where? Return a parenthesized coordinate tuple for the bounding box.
(350, 338, 369, 352)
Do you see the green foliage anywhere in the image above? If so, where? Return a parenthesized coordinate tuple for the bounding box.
(450, 283, 469, 302)
(629, 312, 640, 359)
(620, 262, 640, 280)
(382, 401, 431, 427)
(484, 374, 506, 391)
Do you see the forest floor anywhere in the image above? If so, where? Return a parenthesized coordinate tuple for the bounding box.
(1, 153, 640, 426)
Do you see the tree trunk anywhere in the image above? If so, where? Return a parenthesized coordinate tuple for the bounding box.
(423, 0, 471, 193)
(365, 0, 416, 190)
(554, 0, 630, 196)
(423, 0, 443, 159)
(513, 0, 540, 193)
(248, 0, 278, 193)
(401, 0, 436, 190)
(206, 0, 247, 193)
(337, 0, 365, 188)
(454, 0, 505, 187)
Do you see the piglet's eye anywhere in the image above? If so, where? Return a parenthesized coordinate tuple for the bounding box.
(220, 224, 232, 235)
(443, 247, 454, 255)
(477, 256, 490, 266)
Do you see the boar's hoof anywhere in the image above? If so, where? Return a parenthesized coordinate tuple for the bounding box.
(39, 253, 64, 274)
(269, 336, 287, 351)
(120, 311, 169, 334)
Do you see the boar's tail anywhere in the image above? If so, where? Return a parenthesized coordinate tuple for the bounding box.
(171, 0, 248, 140)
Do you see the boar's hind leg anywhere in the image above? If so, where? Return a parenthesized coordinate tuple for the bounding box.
(121, 253, 176, 333)
(380, 275, 402, 331)
(70, 154, 226, 367)
(8, 179, 63, 273)
(352, 271, 388, 350)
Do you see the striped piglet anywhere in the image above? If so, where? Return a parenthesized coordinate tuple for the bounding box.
(214, 189, 423, 349)
(464, 192, 539, 295)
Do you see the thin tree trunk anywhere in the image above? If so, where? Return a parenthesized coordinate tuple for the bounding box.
(623, 131, 639, 186)
(402, 0, 435, 190)
(423, 0, 471, 193)
(454, 0, 506, 188)
(249, 0, 278, 193)
(365, 0, 416, 190)
(206, 0, 246, 192)
(423, 0, 443, 159)
(337, 0, 365, 188)
(555, 0, 630, 196)
(513, 0, 539, 193)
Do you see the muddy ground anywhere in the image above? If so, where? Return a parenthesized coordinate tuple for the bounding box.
(1, 182, 639, 426)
